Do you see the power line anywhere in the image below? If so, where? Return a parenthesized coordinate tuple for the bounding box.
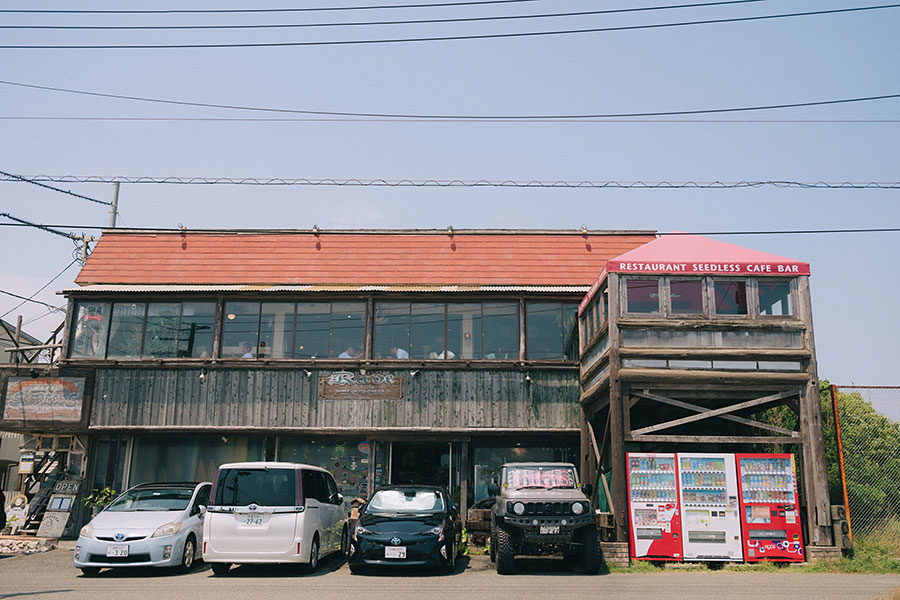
(0, 288, 66, 316)
(2, 4, 898, 49)
(0, 212, 79, 239)
(0, 0, 773, 31)
(0, 258, 77, 319)
(2, 79, 899, 120)
(0, 222, 897, 236)
(0, 0, 556, 15)
(0, 169, 109, 205)
(3, 177, 900, 189)
(1, 116, 898, 123)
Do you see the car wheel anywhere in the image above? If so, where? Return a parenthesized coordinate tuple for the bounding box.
(211, 562, 231, 575)
(489, 526, 497, 563)
(578, 526, 602, 574)
(341, 526, 350, 558)
(80, 567, 101, 577)
(174, 535, 196, 574)
(305, 536, 320, 573)
(444, 540, 457, 573)
(348, 561, 363, 574)
(495, 527, 515, 575)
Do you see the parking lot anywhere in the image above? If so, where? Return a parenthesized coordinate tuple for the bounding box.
(1, 543, 899, 600)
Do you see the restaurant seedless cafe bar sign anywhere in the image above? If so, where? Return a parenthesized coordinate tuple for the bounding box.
(319, 371, 405, 400)
(3, 377, 85, 422)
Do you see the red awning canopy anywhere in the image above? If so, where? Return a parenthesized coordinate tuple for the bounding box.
(579, 232, 809, 314)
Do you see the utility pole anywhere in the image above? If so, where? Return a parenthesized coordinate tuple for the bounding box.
(108, 179, 120, 228)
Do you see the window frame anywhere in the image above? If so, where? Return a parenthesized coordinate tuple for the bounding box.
(620, 277, 663, 317)
(755, 278, 796, 318)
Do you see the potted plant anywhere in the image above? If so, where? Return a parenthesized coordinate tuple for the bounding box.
(83, 488, 117, 517)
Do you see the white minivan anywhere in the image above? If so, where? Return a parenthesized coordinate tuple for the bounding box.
(202, 462, 349, 574)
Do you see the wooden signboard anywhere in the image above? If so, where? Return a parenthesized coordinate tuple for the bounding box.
(319, 371, 405, 400)
(3, 377, 85, 422)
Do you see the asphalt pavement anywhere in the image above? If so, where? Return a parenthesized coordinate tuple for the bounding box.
(1, 542, 899, 600)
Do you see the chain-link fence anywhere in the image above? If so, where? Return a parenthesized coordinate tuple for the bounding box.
(829, 385, 900, 545)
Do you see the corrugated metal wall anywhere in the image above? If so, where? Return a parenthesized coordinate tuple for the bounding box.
(91, 368, 580, 430)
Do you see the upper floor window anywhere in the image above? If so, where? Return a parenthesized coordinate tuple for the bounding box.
(713, 280, 748, 316)
(373, 302, 518, 359)
(69, 300, 215, 359)
(758, 279, 793, 316)
(624, 279, 661, 314)
(670, 279, 704, 315)
(222, 301, 366, 359)
(526, 302, 578, 360)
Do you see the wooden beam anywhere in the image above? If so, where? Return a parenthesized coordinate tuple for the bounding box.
(616, 318, 806, 332)
(586, 419, 602, 465)
(626, 434, 802, 444)
(631, 390, 801, 437)
(618, 367, 810, 384)
(619, 347, 812, 361)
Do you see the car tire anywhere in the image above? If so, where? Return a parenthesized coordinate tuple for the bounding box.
(174, 535, 196, 574)
(495, 527, 515, 575)
(489, 525, 496, 563)
(348, 561, 363, 574)
(305, 536, 320, 573)
(211, 562, 231, 575)
(578, 526, 602, 574)
(80, 567, 101, 577)
(341, 526, 349, 558)
(444, 540, 457, 573)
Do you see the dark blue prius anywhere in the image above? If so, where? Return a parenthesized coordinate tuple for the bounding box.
(348, 485, 461, 573)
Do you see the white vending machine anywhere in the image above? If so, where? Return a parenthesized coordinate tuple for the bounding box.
(677, 453, 743, 561)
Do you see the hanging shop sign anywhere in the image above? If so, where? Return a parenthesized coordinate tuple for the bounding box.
(3, 377, 85, 422)
(318, 371, 405, 400)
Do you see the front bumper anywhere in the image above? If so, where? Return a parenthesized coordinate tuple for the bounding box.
(498, 514, 594, 543)
(74, 534, 184, 569)
(349, 533, 451, 567)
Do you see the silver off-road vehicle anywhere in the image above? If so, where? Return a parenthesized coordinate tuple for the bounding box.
(488, 462, 601, 574)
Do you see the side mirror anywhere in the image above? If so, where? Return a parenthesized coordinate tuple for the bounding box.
(198, 505, 207, 517)
(487, 483, 500, 497)
(336, 493, 344, 506)
(581, 483, 594, 498)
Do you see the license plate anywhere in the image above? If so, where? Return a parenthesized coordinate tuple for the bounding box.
(243, 516, 264, 526)
(385, 546, 407, 559)
(539, 525, 560, 535)
(106, 544, 129, 557)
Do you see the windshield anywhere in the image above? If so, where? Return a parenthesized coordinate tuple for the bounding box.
(213, 468, 297, 507)
(105, 488, 193, 512)
(503, 466, 577, 490)
(365, 489, 446, 514)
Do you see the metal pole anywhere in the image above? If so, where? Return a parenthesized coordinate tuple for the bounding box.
(108, 179, 120, 227)
(831, 384, 853, 542)
(14, 315, 22, 365)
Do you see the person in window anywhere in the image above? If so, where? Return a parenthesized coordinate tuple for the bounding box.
(338, 346, 359, 359)
(239, 341, 254, 358)
(429, 348, 456, 359)
(390, 346, 409, 359)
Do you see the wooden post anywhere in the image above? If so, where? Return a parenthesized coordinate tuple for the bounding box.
(830, 384, 853, 542)
(607, 275, 628, 541)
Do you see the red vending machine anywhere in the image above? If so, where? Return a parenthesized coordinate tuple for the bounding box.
(627, 452, 682, 561)
(735, 453, 804, 562)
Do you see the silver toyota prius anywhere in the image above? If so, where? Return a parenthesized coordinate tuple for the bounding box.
(74, 481, 211, 576)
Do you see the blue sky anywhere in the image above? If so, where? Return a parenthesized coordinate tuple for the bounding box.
(1, 0, 898, 387)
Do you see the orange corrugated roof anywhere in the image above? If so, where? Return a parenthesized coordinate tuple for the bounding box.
(74, 230, 657, 286)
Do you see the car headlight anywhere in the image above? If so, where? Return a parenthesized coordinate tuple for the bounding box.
(79, 523, 93, 538)
(512, 502, 525, 516)
(151, 522, 183, 538)
(355, 525, 373, 536)
(426, 525, 444, 540)
(572, 502, 585, 515)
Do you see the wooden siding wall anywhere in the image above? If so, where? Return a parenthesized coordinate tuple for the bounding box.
(91, 368, 580, 431)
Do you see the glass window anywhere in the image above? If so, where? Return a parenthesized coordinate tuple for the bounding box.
(295, 303, 330, 358)
(329, 302, 366, 358)
(215, 467, 296, 507)
(280, 438, 371, 506)
(471, 441, 577, 504)
(714, 280, 749, 315)
(130, 436, 264, 485)
(448, 303, 482, 359)
(670, 279, 704, 315)
(260, 302, 295, 359)
(526, 302, 578, 360)
(143, 302, 180, 358)
(374, 302, 411, 359)
(366, 489, 445, 514)
(625, 278, 660, 314)
(69, 301, 110, 358)
(107, 302, 146, 358)
(177, 302, 216, 358)
(222, 301, 260, 357)
(411, 303, 446, 359)
(758, 279, 793, 316)
(483, 303, 518, 359)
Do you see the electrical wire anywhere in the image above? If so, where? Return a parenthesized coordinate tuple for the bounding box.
(0, 212, 79, 239)
(2, 177, 899, 189)
(0, 222, 897, 236)
(0, 0, 558, 15)
(0, 0, 774, 31)
(2, 4, 898, 49)
(1, 116, 898, 123)
(0, 169, 109, 205)
(2, 79, 899, 120)
(0, 284, 69, 318)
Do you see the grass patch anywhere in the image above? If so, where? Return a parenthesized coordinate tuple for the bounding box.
(806, 522, 900, 574)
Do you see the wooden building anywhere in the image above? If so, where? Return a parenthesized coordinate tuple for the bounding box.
(0, 228, 655, 527)
(577, 233, 834, 552)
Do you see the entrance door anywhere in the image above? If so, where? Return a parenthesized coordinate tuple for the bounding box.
(390, 442, 450, 487)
